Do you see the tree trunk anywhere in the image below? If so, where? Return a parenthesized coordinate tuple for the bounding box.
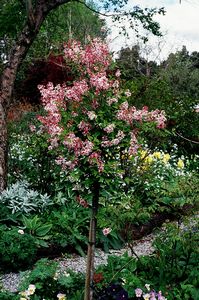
(84, 181, 100, 300)
(0, 102, 8, 191)
(0, 0, 71, 193)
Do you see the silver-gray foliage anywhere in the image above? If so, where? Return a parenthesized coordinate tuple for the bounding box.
(0, 180, 53, 214)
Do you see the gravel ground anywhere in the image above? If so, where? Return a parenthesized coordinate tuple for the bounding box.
(0, 214, 198, 294)
(0, 233, 155, 293)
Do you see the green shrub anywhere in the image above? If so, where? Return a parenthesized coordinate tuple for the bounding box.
(0, 226, 37, 271)
(48, 205, 89, 256)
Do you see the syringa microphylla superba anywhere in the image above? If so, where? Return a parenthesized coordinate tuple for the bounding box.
(38, 38, 166, 189)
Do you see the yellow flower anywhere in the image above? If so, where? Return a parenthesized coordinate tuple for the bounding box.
(153, 151, 161, 159)
(140, 150, 147, 159)
(163, 153, 170, 163)
(177, 159, 184, 169)
(145, 155, 153, 164)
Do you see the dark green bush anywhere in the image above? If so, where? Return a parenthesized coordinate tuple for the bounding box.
(0, 226, 37, 271)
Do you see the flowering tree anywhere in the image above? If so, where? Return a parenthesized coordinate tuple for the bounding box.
(38, 38, 166, 300)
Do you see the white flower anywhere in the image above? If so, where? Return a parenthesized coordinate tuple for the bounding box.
(18, 229, 24, 235)
(87, 111, 97, 120)
(28, 284, 36, 295)
(57, 293, 66, 300)
(144, 284, 150, 291)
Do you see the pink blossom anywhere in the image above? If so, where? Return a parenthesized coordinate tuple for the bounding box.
(128, 132, 139, 155)
(104, 124, 115, 133)
(64, 38, 111, 73)
(90, 72, 110, 91)
(115, 69, 121, 77)
(111, 79, 119, 89)
(76, 196, 89, 208)
(107, 97, 118, 106)
(89, 152, 104, 172)
(78, 121, 91, 135)
(65, 80, 89, 102)
(80, 140, 94, 156)
(135, 288, 143, 297)
(111, 130, 125, 146)
(29, 125, 36, 132)
(91, 99, 99, 109)
(101, 130, 125, 148)
(48, 137, 59, 150)
(102, 228, 112, 235)
(64, 40, 83, 63)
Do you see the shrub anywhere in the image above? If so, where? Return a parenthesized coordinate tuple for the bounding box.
(0, 226, 37, 271)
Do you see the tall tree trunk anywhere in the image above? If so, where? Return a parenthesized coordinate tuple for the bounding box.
(84, 181, 100, 300)
(0, 0, 72, 193)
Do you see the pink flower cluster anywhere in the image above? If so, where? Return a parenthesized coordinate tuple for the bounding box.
(101, 130, 125, 148)
(38, 38, 167, 178)
(63, 133, 93, 157)
(65, 80, 89, 102)
(104, 123, 115, 133)
(89, 152, 104, 173)
(135, 288, 167, 300)
(78, 121, 91, 136)
(117, 102, 166, 128)
(64, 38, 111, 74)
(128, 132, 139, 155)
(55, 156, 78, 170)
(76, 195, 89, 208)
(107, 97, 118, 106)
(90, 72, 110, 91)
(102, 227, 112, 235)
(37, 83, 64, 137)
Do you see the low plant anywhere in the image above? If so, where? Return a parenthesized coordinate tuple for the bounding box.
(0, 180, 53, 214)
(0, 226, 37, 271)
(22, 215, 52, 248)
(18, 258, 85, 300)
(47, 204, 89, 256)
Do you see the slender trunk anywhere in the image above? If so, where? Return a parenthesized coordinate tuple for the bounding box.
(0, 0, 71, 193)
(84, 181, 100, 300)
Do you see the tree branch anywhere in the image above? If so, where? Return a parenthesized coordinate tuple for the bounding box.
(176, 131, 199, 144)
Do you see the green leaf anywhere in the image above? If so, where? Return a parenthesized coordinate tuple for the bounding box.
(35, 224, 52, 236)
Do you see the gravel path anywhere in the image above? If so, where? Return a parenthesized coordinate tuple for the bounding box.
(0, 233, 155, 293)
(1, 214, 198, 294)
